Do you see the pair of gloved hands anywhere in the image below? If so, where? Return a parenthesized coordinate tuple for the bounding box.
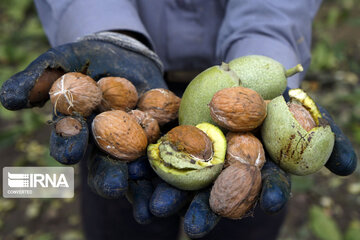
(0, 32, 357, 239)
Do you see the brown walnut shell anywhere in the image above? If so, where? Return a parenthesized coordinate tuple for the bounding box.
(137, 88, 181, 125)
(55, 117, 82, 137)
(49, 72, 102, 116)
(288, 102, 316, 132)
(97, 77, 138, 112)
(128, 110, 161, 144)
(209, 162, 262, 219)
(49, 72, 101, 117)
(209, 87, 267, 132)
(92, 110, 148, 162)
(225, 132, 265, 169)
(165, 125, 213, 160)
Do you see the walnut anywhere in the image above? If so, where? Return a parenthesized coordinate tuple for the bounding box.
(49, 72, 102, 116)
(55, 117, 82, 137)
(165, 125, 213, 160)
(128, 110, 160, 144)
(92, 110, 148, 162)
(225, 132, 265, 169)
(288, 102, 316, 131)
(209, 87, 266, 132)
(97, 77, 138, 112)
(209, 162, 262, 219)
(138, 88, 181, 125)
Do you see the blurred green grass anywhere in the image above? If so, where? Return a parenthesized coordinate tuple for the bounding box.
(0, 0, 52, 153)
(0, 0, 359, 240)
(0, 2, 82, 239)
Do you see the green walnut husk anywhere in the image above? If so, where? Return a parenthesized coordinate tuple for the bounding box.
(229, 55, 303, 100)
(179, 65, 239, 126)
(261, 89, 335, 175)
(179, 55, 303, 126)
(147, 122, 226, 190)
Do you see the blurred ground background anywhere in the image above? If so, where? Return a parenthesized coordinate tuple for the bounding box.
(0, 0, 359, 240)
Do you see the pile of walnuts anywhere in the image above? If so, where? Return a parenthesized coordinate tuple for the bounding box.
(208, 87, 267, 219)
(49, 72, 181, 162)
(207, 86, 318, 219)
(49, 72, 268, 220)
(49, 72, 315, 221)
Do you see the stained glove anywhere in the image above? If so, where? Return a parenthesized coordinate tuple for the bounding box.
(145, 156, 291, 239)
(0, 31, 216, 231)
(0, 31, 166, 201)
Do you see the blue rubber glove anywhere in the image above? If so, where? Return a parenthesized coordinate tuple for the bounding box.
(145, 158, 291, 239)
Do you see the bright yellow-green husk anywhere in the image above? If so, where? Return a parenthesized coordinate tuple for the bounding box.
(147, 123, 226, 190)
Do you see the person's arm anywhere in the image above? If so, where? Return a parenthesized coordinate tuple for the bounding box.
(217, 0, 322, 88)
(34, 0, 153, 48)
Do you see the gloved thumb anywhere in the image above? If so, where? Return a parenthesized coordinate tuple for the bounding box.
(0, 44, 81, 110)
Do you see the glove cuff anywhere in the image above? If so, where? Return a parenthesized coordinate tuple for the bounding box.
(79, 32, 164, 73)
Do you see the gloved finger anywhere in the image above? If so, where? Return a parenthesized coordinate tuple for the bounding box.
(149, 182, 191, 217)
(128, 180, 154, 224)
(260, 159, 291, 214)
(184, 189, 220, 239)
(0, 43, 82, 110)
(87, 150, 128, 199)
(49, 113, 89, 164)
(318, 106, 358, 176)
(1, 35, 169, 114)
(282, 86, 291, 101)
(128, 156, 154, 180)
